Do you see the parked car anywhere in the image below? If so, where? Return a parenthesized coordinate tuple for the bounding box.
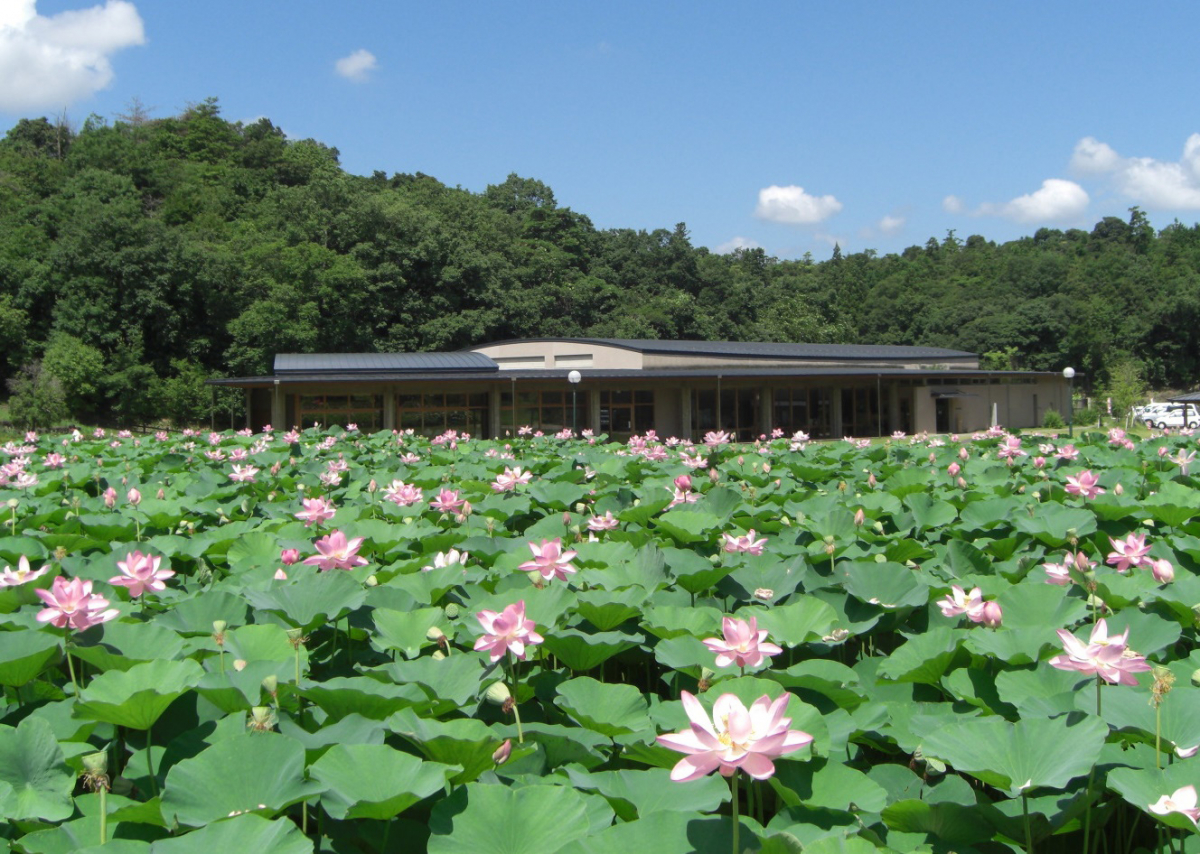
(1143, 403, 1199, 430)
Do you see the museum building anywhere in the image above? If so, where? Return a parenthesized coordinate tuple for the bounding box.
(211, 338, 1069, 441)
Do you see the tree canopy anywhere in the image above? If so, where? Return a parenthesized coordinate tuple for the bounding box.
(2, 99, 1199, 424)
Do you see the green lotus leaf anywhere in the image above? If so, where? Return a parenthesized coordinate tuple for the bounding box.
(310, 743, 458, 820)
(159, 733, 322, 828)
(771, 757, 888, 813)
(303, 675, 426, 721)
(653, 634, 714, 675)
(721, 554, 807, 603)
(654, 509, 722, 545)
(541, 628, 641, 672)
(0, 629, 60, 687)
(242, 569, 367, 630)
(1012, 504, 1097, 546)
(881, 799, 996, 847)
(743, 596, 839, 647)
(381, 653, 485, 709)
(903, 493, 958, 532)
(150, 814, 312, 854)
(0, 716, 74, 822)
(151, 590, 249, 635)
(72, 620, 186, 672)
(428, 782, 595, 854)
(387, 708, 503, 784)
(371, 606, 445, 658)
(840, 561, 930, 610)
(1108, 763, 1200, 833)
(564, 766, 728, 821)
(919, 714, 1107, 798)
(76, 658, 204, 731)
(574, 587, 651, 629)
(640, 604, 724, 640)
(556, 810, 747, 854)
(556, 676, 651, 737)
(877, 627, 965, 685)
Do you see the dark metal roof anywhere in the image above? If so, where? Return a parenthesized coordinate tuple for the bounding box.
(210, 367, 1055, 387)
(275, 352, 497, 374)
(470, 338, 976, 361)
(1169, 391, 1200, 403)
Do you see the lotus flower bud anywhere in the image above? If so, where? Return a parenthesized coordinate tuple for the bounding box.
(366, 574, 378, 587)
(368, 479, 377, 494)
(1152, 559, 1175, 584)
(957, 477, 968, 489)
(103, 487, 117, 508)
(126, 487, 141, 506)
(273, 568, 288, 580)
(979, 601, 1003, 628)
(854, 508, 865, 527)
(484, 681, 512, 705)
(959, 446, 969, 461)
(280, 548, 300, 566)
(493, 738, 513, 765)
(867, 472, 877, 488)
(261, 674, 278, 699)
(874, 521, 884, 534)
(928, 452, 937, 464)
(233, 659, 247, 671)
(1114, 482, 1124, 495)
(948, 462, 961, 477)
(709, 468, 720, 483)
(156, 487, 165, 500)
(762, 462, 771, 474)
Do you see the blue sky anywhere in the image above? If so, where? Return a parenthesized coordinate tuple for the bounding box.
(4, 1, 1200, 259)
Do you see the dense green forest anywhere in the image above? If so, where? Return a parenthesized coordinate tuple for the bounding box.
(2, 99, 1199, 426)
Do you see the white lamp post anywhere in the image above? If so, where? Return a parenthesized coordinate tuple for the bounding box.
(1062, 367, 1076, 437)
(568, 370, 582, 435)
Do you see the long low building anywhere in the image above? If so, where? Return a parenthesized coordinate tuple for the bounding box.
(210, 338, 1070, 440)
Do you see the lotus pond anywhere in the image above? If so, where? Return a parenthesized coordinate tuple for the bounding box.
(1, 424, 1199, 854)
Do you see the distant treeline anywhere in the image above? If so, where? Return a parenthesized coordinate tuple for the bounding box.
(2, 98, 1198, 426)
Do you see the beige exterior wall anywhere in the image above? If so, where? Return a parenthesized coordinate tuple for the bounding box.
(470, 341, 643, 370)
(642, 353, 980, 370)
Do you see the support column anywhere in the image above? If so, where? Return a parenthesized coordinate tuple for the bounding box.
(383, 387, 396, 431)
(271, 380, 284, 429)
(761, 387, 773, 437)
(589, 388, 601, 435)
(831, 388, 843, 437)
(489, 386, 502, 439)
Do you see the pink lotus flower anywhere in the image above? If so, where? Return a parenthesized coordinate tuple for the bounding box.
(229, 465, 258, 483)
(1042, 560, 1073, 585)
(1106, 533, 1151, 572)
(35, 576, 119, 630)
(431, 488, 466, 514)
(473, 600, 543, 662)
(303, 530, 369, 571)
(0, 555, 49, 588)
(702, 616, 783, 668)
(295, 497, 336, 527)
(587, 511, 619, 532)
(722, 529, 767, 555)
(937, 585, 986, 621)
(1149, 786, 1200, 826)
(491, 467, 532, 493)
(979, 601, 1003, 628)
(383, 480, 422, 507)
(1064, 470, 1105, 500)
(704, 431, 731, 448)
(1049, 619, 1152, 686)
(518, 538, 577, 582)
(110, 551, 175, 598)
(103, 487, 117, 509)
(1055, 444, 1080, 461)
(280, 548, 300, 565)
(1151, 559, 1175, 584)
(656, 691, 813, 781)
(423, 548, 468, 572)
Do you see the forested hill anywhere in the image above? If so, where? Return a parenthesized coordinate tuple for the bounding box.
(2, 99, 1200, 425)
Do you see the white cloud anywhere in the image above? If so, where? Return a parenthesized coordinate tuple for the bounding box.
(754, 184, 842, 225)
(942, 195, 964, 214)
(878, 214, 905, 236)
(0, 0, 144, 113)
(1070, 136, 1121, 174)
(976, 179, 1090, 224)
(714, 236, 762, 254)
(335, 49, 377, 82)
(1069, 134, 1200, 210)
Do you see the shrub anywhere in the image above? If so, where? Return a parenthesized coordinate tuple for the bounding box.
(1042, 408, 1066, 429)
(6, 360, 68, 429)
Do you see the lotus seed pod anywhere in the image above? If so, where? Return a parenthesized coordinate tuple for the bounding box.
(261, 675, 278, 696)
(366, 574, 378, 587)
(213, 620, 228, 635)
(484, 681, 512, 705)
(426, 626, 446, 641)
(874, 553, 887, 563)
(795, 511, 806, 524)
(444, 603, 459, 619)
(82, 751, 109, 776)
(780, 515, 791, 526)
(575, 503, 588, 515)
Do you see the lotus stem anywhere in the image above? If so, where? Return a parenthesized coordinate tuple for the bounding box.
(508, 651, 524, 744)
(145, 727, 159, 798)
(731, 772, 740, 854)
(1022, 792, 1033, 854)
(64, 628, 79, 696)
(99, 786, 107, 845)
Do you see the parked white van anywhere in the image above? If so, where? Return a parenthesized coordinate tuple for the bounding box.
(1143, 404, 1199, 430)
